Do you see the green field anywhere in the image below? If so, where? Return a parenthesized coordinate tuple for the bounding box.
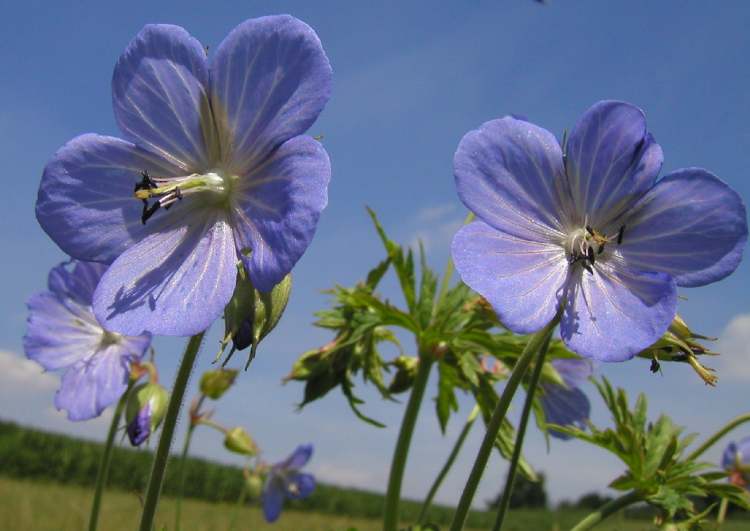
(6, 476, 749, 531)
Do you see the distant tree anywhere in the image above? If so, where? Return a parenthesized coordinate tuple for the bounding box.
(486, 472, 547, 510)
(574, 492, 614, 510)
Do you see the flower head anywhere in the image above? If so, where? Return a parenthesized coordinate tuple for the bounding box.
(541, 358, 592, 439)
(125, 381, 168, 446)
(721, 436, 750, 490)
(24, 260, 151, 420)
(261, 444, 316, 522)
(36, 16, 332, 336)
(451, 101, 747, 361)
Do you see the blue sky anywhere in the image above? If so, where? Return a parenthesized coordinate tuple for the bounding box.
(2, 0, 750, 510)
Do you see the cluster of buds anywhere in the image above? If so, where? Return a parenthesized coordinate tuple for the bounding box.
(638, 315, 719, 385)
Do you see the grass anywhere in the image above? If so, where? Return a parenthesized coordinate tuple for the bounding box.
(2, 476, 748, 530)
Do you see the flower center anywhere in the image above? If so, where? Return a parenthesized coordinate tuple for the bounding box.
(563, 224, 625, 273)
(134, 169, 237, 224)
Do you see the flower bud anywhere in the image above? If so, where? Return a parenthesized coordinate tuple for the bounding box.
(219, 266, 292, 368)
(125, 382, 168, 446)
(224, 426, 258, 456)
(200, 369, 238, 399)
(245, 471, 264, 498)
(388, 356, 419, 394)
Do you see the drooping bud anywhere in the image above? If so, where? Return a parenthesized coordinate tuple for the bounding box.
(125, 382, 169, 446)
(200, 368, 238, 399)
(637, 314, 718, 385)
(224, 426, 258, 456)
(388, 356, 419, 394)
(218, 263, 292, 369)
(244, 470, 264, 498)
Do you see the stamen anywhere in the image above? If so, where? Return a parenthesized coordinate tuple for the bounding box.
(617, 225, 626, 244)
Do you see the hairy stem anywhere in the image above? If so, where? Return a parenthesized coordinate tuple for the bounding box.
(87, 382, 132, 531)
(449, 317, 558, 531)
(569, 490, 641, 531)
(686, 413, 750, 461)
(383, 356, 433, 531)
(417, 404, 480, 524)
(138, 332, 205, 531)
(492, 341, 548, 531)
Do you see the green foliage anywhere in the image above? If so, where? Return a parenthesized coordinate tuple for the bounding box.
(487, 472, 548, 510)
(550, 378, 750, 524)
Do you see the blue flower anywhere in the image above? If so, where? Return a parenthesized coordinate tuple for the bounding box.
(36, 16, 332, 337)
(451, 101, 747, 361)
(24, 261, 151, 421)
(541, 359, 592, 440)
(261, 444, 316, 522)
(721, 436, 750, 490)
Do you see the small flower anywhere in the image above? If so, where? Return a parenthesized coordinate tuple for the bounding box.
(451, 101, 747, 361)
(24, 261, 151, 421)
(721, 436, 750, 490)
(125, 382, 169, 446)
(36, 16, 332, 337)
(541, 359, 592, 440)
(261, 444, 316, 522)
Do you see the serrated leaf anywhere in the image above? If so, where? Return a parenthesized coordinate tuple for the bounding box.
(416, 241, 438, 329)
(365, 257, 391, 290)
(457, 353, 481, 387)
(436, 361, 459, 433)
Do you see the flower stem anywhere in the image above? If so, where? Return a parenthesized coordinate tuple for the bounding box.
(569, 490, 641, 531)
(87, 382, 132, 531)
(449, 317, 558, 531)
(173, 423, 196, 531)
(383, 355, 433, 531)
(686, 413, 750, 461)
(138, 332, 205, 531)
(417, 404, 480, 524)
(717, 497, 729, 527)
(492, 340, 548, 531)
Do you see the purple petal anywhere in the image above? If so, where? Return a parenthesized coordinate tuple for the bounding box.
(112, 24, 212, 170)
(541, 384, 591, 440)
(128, 403, 152, 446)
(24, 292, 102, 370)
(209, 15, 332, 174)
(551, 358, 594, 388)
(48, 261, 107, 306)
(288, 472, 316, 499)
(281, 444, 313, 470)
(36, 134, 184, 263)
(93, 215, 237, 336)
(565, 101, 661, 227)
(561, 266, 676, 361)
(55, 343, 136, 421)
(621, 168, 748, 288)
(261, 480, 285, 523)
(454, 116, 566, 243)
(232, 135, 330, 292)
(451, 221, 568, 334)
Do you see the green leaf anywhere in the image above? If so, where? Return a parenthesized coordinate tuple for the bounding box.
(416, 240, 438, 329)
(436, 361, 459, 433)
(457, 353, 481, 387)
(365, 257, 391, 290)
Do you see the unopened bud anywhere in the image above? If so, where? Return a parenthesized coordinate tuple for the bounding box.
(200, 369, 238, 399)
(245, 471, 264, 498)
(224, 426, 257, 456)
(125, 383, 168, 446)
(388, 356, 419, 394)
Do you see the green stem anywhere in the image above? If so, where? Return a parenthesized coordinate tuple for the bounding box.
(717, 497, 729, 527)
(492, 341, 548, 531)
(173, 423, 196, 531)
(87, 382, 132, 531)
(569, 490, 641, 531)
(138, 332, 205, 531)
(383, 355, 434, 531)
(686, 413, 750, 461)
(449, 317, 558, 531)
(417, 404, 480, 524)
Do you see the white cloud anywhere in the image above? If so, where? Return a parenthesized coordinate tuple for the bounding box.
(0, 349, 58, 392)
(715, 313, 750, 381)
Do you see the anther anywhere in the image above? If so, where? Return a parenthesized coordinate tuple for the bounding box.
(587, 246, 595, 265)
(617, 225, 626, 245)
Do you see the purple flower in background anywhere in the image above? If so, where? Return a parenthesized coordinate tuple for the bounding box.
(541, 358, 592, 440)
(721, 436, 750, 490)
(451, 101, 747, 361)
(262, 444, 316, 522)
(36, 16, 332, 336)
(24, 261, 151, 420)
